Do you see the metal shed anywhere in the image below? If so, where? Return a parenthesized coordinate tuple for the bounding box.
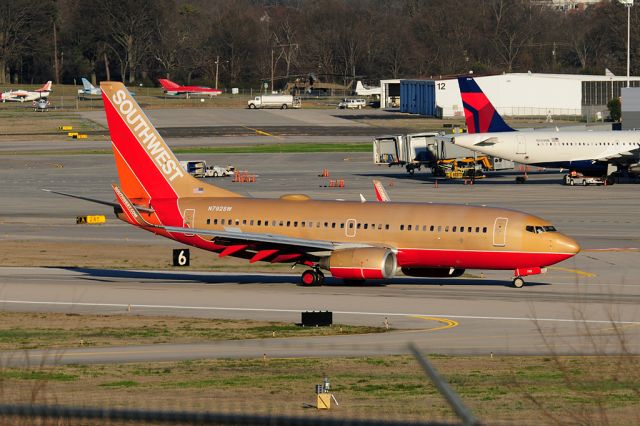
(400, 80, 436, 116)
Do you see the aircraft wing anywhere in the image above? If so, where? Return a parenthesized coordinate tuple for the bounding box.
(595, 146, 640, 162)
(110, 185, 383, 258)
(164, 225, 374, 253)
(471, 136, 500, 146)
(43, 189, 155, 213)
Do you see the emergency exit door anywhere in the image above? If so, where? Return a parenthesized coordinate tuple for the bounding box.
(516, 135, 527, 154)
(183, 209, 195, 236)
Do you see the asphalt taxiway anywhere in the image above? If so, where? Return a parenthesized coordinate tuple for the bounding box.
(1, 108, 639, 364)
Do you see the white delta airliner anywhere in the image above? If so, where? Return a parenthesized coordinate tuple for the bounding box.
(453, 76, 640, 183)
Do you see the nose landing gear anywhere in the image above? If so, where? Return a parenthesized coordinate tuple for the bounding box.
(512, 277, 525, 288)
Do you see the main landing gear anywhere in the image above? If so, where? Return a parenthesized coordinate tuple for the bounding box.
(300, 268, 325, 286)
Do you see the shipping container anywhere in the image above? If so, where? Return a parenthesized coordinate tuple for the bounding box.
(400, 80, 436, 116)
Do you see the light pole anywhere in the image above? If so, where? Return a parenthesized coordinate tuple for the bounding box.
(215, 56, 220, 90)
(619, 0, 634, 87)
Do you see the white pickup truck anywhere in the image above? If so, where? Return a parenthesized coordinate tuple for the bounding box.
(337, 98, 366, 109)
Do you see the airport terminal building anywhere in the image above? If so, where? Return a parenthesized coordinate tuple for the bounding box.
(380, 72, 640, 120)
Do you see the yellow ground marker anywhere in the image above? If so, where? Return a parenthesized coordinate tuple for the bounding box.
(547, 266, 596, 278)
(243, 126, 283, 139)
(411, 316, 459, 332)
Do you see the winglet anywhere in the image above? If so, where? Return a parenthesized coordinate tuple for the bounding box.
(373, 180, 391, 202)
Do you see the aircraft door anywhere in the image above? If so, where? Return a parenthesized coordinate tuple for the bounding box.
(183, 209, 195, 236)
(516, 136, 526, 154)
(345, 219, 357, 238)
(493, 217, 508, 247)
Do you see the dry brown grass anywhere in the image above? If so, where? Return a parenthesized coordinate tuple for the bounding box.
(0, 311, 385, 350)
(0, 354, 638, 424)
(0, 240, 291, 272)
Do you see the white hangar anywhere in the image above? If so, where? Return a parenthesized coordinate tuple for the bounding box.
(380, 72, 640, 119)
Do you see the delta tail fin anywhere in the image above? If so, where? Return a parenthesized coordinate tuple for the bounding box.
(81, 78, 95, 91)
(158, 79, 180, 90)
(100, 82, 241, 201)
(457, 76, 514, 134)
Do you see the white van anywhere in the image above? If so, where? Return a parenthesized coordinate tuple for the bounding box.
(337, 98, 367, 109)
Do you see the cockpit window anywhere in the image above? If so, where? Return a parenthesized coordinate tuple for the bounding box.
(526, 225, 557, 233)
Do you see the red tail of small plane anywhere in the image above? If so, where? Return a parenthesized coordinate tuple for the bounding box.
(158, 79, 181, 91)
(35, 81, 52, 93)
(100, 82, 240, 226)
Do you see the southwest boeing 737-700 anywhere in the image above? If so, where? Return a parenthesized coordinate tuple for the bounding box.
(47, 82, 580, 288)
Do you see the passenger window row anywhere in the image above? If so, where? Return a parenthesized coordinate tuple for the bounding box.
(399, 224, 488, 233)
(204, 218, 392, 230)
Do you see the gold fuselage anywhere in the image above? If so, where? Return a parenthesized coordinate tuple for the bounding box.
(160, 195, 579, 270)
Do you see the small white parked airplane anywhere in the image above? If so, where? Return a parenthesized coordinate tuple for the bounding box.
(452, 76, 640, 182)
(354, 80, 381, 97)
(1, 81, 52, 102)
(77, 78, 102, 96)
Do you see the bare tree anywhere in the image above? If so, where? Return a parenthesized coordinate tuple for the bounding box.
(100, 0, 157, 83)
(0, 1, 53, 83)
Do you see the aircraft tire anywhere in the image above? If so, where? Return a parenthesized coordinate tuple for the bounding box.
(300, 270, 321, 286)
(512, 277, 525, 288)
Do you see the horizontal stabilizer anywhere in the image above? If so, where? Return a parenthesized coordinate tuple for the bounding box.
(42, 189, 154, 213)
(111, 184, 157, 227)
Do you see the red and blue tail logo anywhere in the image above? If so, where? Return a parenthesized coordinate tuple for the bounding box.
(457, 77, 514, 134)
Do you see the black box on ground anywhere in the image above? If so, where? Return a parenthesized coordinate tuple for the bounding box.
(301, 311, 332, 327)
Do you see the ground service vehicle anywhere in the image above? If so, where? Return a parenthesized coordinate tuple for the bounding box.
(373, 132, 507, 174)
(179, 160, 206, 178)
(337, 98, 367, 109)
(205, 165, 235, 177)
(248, 95, 301, 109)
(564, 172, 605, 186)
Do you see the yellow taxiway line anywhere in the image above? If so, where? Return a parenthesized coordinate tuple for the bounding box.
(243, 126, 283, 139)
(410, 316, 459, 332)
(547, 266, 596, 277)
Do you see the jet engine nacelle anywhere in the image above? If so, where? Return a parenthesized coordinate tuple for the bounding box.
(401, 267, 465, 278)
(629, 163, 640, 174)
(319, 247, 397, 280)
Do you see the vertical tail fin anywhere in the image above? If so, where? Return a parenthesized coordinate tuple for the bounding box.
(158, 79, 180, 90)
(36, 81, 52, 93)
(81, 78, 94, 91)
(457, 76, 514, 133)
(100, 82, 240, 201)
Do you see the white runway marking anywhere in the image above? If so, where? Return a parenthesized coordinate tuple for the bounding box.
(1, 299, 638, 325)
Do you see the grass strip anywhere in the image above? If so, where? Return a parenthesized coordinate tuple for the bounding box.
(0, 312, 388, 350)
